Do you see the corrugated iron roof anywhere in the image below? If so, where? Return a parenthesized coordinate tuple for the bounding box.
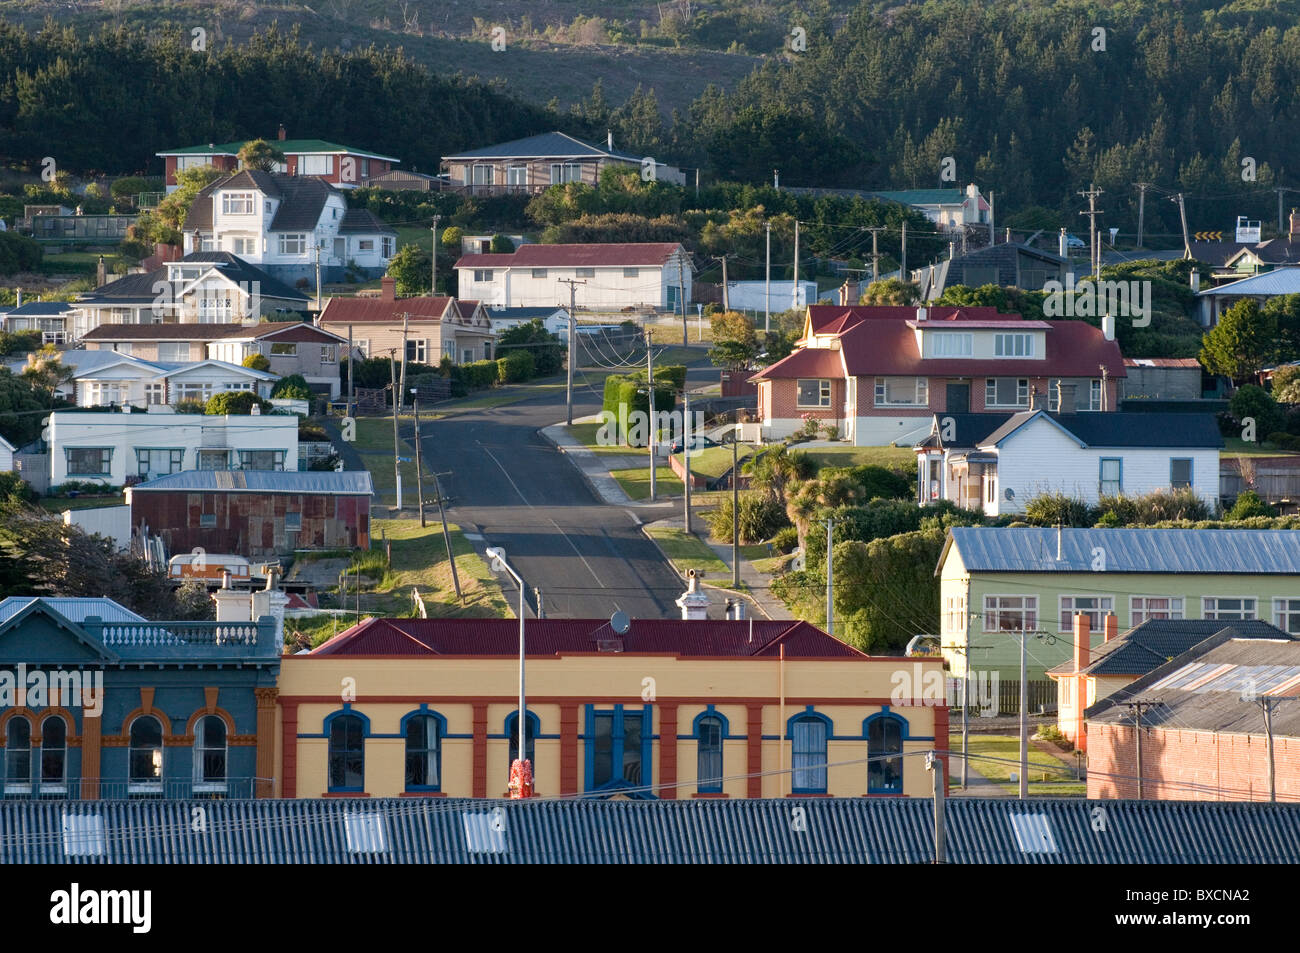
(455, 243, 684, 269)
(978, 411, 1223, 450)
(309, 617, 864, 658)
(943, 527, 1300, 575)
(0, 596, 145, 624)
(3, 797, 1298, 863)
(131, 470, 373, 495)
(1049, 620, 1294, 677)
(1197, 266, 1300, 297)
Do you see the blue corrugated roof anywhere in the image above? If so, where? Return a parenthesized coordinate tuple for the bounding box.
(943, 527, 1300, 575)
(2, 797, 1298, 863)
(0, 597, 145, 624)
(131, 470, 372, 495)
(1198, 266, 1300, 297)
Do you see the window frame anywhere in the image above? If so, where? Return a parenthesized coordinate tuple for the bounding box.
(326, 711, 367, 794)
(1130, 596, 1184, 626)
(1273, 598, 1300, 634)
(1099, 457, 1123, 496)
(866, 712, 906, 795)
(531, 268, 548, 279)
(575, 267, 596, 278)
(874, 376, 927, 407)
(983, 594, 1038, 633)
(1202, 596, 1258, 621)
(789, 710, 830, 795)
(4, 715, 33, 794)
(984, 377, 1030, 408)
(1170, 457, 1193, 489)
(405, 339, 428, 364)
(221, 192, 255, 216)
(236, 449, 285, 471)
(926, 332, 972, 357)
(192, 714, 228, 793)
(798, 378, 833, 408)
(270, 342, 298, 356)
(278, 233, 307, 256)
(693, 708, 727, 794)
(505, 710, 539, 775)
(39, 715, 67, 794)
(128, 715, 164, 794)
(993, 332, 1035, 358)
(65, 447, 112, 477)
(1058, 594, 1115, 632)
(473, 269, 494, 283)
(402, 710, 444, 793)
(585, 704, 651, 795)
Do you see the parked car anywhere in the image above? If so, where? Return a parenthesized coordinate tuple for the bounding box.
(670, 435, 720, 453)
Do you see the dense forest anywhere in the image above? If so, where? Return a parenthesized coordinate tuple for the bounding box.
(4, 0, 1300, 235)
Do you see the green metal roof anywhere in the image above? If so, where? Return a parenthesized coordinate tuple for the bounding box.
(157, 139, 399, 161)
(871, 189, 965, 206)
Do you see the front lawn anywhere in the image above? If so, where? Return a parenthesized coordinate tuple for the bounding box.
(673, 443, 756, 479)
(612, 466, 683, 500)
(798, 445, 917, 470)
(960, 733, 1086, 797)
(644, 526, 729, 575)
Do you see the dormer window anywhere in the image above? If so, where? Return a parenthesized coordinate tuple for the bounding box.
(993, 333, 1035, 357)
(926, 332, 972, 357)
(221, 192, 255, 215)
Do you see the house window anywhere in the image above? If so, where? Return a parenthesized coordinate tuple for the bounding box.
(1170, 458, 1193, 489)
(198, 449, 231, 470)
(506, 711, 538, 773)
(381, 236, 394, 258)
(4, 716, 32, 793)
(355, 339, 370, 358)
(136, 448, 184, 478)
(84, 381, 127, 406)
(285, 512, 302, 532)
(531, 269, 548, 279)
(695, 711, 724, 794)
(145, 382, 166, 405)
(987, 476, 996, 503)
(174, 383, 212, 404)
(361, 158, 371, 178)
(473, 270, 493, 283)
(200, 513, 217, 527)
(588, 706, 648, 792)
(177, 155, 213, 171)
(575, 267, 596, 278)
(984, 595, 1037, 632)
(406, 339, 428, 364)
(128, 716, 164, 792)
(221, 192, 255, 215)
(1203, 597, 1257, 621)
(328, 713, 365, 792)
(237, 450, 285, 471)
(790, 712, 829, 794)
(1088, 378, 1102, 410)
(270, 342, 297, 356)
(40, 716, 66, 793)
(623, 268, 639, 278)
(197, 291, 235, 323)
(507, 166, 528, 186)
(1059, 595, 1114, 631)
(874, 376, 927, 407)
(798, 379, 833, 408)
(926, 332, 972, 357)
(358, 239, 374, 252)
(199, 235, 216, 252)
(278, 233, 307, 255)
(301, 154, 333, 176)
(66, 447, 111, 476)
(1131, 596, 1184, 625)
(404, 713, 442, 792)
(550, 162, 582, 184)
(867, 714, 904, 794)
(321, 345, 336, 364)
(157, 342, 190, 362)
(985, 377, 1029, 407)
(1274, 598, 1300, 634)
(462, 349, 474, 364)
(1099, 458, 1122, 496)
(993, 333, 1034, 357)
(471, 164, 494, 186)
(963, 265, 1000, 287)
(193, 716, 227, 792)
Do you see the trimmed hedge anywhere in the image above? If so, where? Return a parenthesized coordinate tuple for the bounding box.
(496, 349, 534, 384)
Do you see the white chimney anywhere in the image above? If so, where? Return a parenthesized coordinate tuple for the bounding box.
(15, 287, 21, 308)
(1190, 269, 1200, 293)
(607, 130, 613, 151)
(1102, 312, 1115, 341)
(1059, 228, 1068, 258)
(251, 567, 290, 652)
(675, 569, 710, 621)
(916, 306, 928, 322)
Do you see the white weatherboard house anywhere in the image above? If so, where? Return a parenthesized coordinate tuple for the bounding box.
(11, 350, 278, 408)
(47, 409, 299, 486)
(915, 410, 1223, 515)
(455, 243, 693, 312)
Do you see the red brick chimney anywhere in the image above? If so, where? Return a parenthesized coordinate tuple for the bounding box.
(278, 123, 287, 141)
(1073, 611, 1091, 672)
(1104, 612, 1118, 643)
(380, 275, 396, 302)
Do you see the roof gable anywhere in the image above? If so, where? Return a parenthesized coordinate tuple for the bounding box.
(0, 600, 119, 665)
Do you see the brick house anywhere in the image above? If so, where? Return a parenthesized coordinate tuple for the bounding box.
(157, 127, 398, 191)
(750, 304, 1126, 446)
(317, 277, 496, 366)
(1086, 632, 1300, 801)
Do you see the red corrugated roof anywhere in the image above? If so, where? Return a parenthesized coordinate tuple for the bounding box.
(1124, 357, 1201, 368)
(455, 243, 684, 269)
(318, 296, 453, 324)
(310, 617, 865, 658)
(806, 304, 1011, 334)
(751, 346, 845, 381)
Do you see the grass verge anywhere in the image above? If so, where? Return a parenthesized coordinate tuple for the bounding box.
(1222, 436, 1300, 458)
(612, 466, 683, 500)
(644, 525, 729, 575)
(961, 733, 1085, 797)
(798, 445, 917, 470)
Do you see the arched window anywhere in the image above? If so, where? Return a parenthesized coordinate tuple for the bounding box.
(867, 714, 905, 794)
(505, 711, 538, 770)
(404, 714, 442, 792)
(5, 716, 32, 793)
(40, 716, 67, 794)
(128, 715, 164, 791)
(695, 712, 725, 794)
(193, 716, 228, 792)
(790, 712, 829, 794)
(328, 713, 365, 792)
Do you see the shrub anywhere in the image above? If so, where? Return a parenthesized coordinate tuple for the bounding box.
(1023, 492, 1093, 527)
(489, 233, 515, 253)
(1226, 490, 1277, 520)
(242, 353, 271, 371)
(1231, 384, 1284, 439)
(173, 399, 204, 414)
(459, 360, 498, 391)
(271, 373, 311, 400)
(0, 232, 42, 275)
(0, 472, 37, 504)
(1034, 724, 1074, 751)
(820, 423, 839, 441)
(496, 349, 535, 384)
(1268, 431, 1300, 451)
(848, 464, 913, 501)
(771, 525, 800, 554)
(705, 493, 791, 544)
(1272, 364, 1300, 403)
(204, 391, 273, 415)
(440, 226, 463, 250)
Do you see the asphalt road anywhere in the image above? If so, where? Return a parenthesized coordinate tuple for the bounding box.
(416, 365, 709, 620)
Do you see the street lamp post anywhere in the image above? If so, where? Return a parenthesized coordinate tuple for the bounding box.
(486, 546, 532, 798)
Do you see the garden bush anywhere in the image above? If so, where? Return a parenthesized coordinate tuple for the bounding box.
(705, 493, 791, 544)
(496, 349, 534, 384)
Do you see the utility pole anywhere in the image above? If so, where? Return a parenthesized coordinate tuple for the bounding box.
(825, 516, 834, 637)
(1276, 187, 1286, 235)
(1173, 193, 1191, 260)
(431, 214, 441, 294)
(1078, 184, 1103, 277)
(927, 750, 946, 864)
(346, 324, 354, 417)
(867, 226, 885, 282)
(764, 221, 772, 335)
(558, 278, 585, 425)
(679, 261, 688, 347)
(315, 241, 322, 312)
(1134, 182, 1151, 249)
(432, 470, 461, 600)
(1126, 699, 1154, 799)
(683, 388, 693, 534)
(646, 334, 656, 503)
(792, 219, 800, 310)
(731, 414, 740, 588)
(988, 190, 995, 245)
(900, 220, 907, 279)
(716, 255, 730, 312)
(388, 349, 402, 512)
(1019, 626, 1028, 799)
(534, 587, 545, 618)
(1253, 695, 1300, 802)
(411, 391, 426, 527)
(398, 312, 409, 414)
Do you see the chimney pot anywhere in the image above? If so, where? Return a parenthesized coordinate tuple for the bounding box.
(380, 275, 396, 302)
(1101, 312, 1115, 341)
(278, 124, 287, 141)
(916, 306, 928, 322)
(1073, 611, 1091, 672)
(1104, 612, 1118, 643)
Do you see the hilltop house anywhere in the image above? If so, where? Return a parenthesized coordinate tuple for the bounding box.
(317, 278, 496, 366)
(157, 128, 398, 191)
(182, 171, 395, 283)
(911, 242, 1068, 300)
(2, 301, 77, 344)
(869, 184, 990, 232)
(913, 409, 1222, 514)
(441, 131, 685, 194)
(750, 304, 1125, 446)
(455, 243, 693, 312)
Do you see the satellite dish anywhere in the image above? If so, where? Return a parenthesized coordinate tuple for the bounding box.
(610, 610, 631, 635)
(1004, 488, 1015, 501)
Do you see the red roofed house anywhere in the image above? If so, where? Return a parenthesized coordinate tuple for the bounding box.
(272, 608, 948, 800)
(750, 304, 1126, 445)
(454, 242, 692, 312)
(317, 277, 496, 366)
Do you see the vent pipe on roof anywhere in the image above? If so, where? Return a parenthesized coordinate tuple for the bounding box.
(1101, 312, 1115, 342)
(1059, 228, 1068, 259)
(916, 306, 928, 322)
(1056, 523, 1063, 561)
(1189, 269, 1200, 293)
(607, 130, 613, 151)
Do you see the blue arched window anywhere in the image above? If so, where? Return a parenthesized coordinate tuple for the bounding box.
(4, 716, 32, 794)
(693, 709, 728, 794)
(128, 715, 164, 793)
(505, 711, 539, 771)
(402, 710, 444, 793)
(789, 710, 831, 794)
(326, 711, 367, 793)
(866, 713, 906, 794)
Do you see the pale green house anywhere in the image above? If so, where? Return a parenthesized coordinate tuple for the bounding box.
(936, 527, 1300, 680)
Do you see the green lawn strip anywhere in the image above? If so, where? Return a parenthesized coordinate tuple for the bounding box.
(751, 553, 795, 574)
(1222, 436, 1300, 458)
(798, 445, 917, 469)
(644, 525, 729, 575)
(565, 421, 638, 455)
(430, 382, 566, 416)
(672, 443, 755, 479)
(963, 734, 1081, 793)
(352, 416, 422, 508)
(612, 466, 683, 500)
